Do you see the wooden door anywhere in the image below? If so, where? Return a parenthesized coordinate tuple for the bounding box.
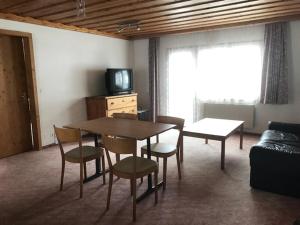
(0, 34, 33, 158)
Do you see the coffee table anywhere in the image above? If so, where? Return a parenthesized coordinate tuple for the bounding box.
(182, 118, 244, 170)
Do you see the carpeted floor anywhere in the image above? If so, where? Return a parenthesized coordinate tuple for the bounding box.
(1, 132, 300, 225)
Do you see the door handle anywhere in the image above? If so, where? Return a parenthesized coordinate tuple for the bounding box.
(20, 92, 30, 109)
(20, 92, 27, 101)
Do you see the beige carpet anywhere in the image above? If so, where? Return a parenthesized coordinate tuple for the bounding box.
(0, 132, 299, 225)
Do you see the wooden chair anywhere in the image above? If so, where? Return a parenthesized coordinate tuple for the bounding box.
(141, 116, 184, 190)
(103, 135, 158, 221)
(54, 126, 106, 198)
(112, 112, 138, 163)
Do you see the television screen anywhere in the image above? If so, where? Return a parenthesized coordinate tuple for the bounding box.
(115, 70, 130, 90)
(105, 68, 133, 95)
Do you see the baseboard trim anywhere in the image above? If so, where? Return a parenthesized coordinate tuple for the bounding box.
(42, 143, 56, 149)
(41, 135, 94, 149)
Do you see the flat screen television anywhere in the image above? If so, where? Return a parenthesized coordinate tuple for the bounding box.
(105, 68, 133, 95)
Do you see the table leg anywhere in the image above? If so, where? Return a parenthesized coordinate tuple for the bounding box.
(83, 134, 104, 183)
(240, 123, 244, 150)
(94, 135, 101, 174)
(137, 137, 163, 202)
(221, 140, 225, 170)
(205, 138, 208, 144)
(146, 138, 153, 189)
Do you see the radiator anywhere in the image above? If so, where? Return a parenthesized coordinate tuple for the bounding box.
(203, 103, 255, 129)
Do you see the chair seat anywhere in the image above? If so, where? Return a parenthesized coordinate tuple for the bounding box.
(65, 146, 103, 163)
(141, 143, 177, 157)
(113, 156, 158, 178)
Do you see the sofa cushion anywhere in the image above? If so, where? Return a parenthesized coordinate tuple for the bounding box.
(250, 130, 300, 174)
(261, 130, 300, 142)
(268, 121, 300, 136)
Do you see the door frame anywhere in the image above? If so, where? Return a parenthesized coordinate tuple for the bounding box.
(0, 28, 42, 150)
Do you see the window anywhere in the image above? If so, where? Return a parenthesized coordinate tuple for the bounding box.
(163, 41, 263, 123)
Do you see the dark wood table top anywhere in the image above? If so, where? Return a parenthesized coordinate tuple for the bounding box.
(65, 117, 175, 140)
(183, 118, 244, 139)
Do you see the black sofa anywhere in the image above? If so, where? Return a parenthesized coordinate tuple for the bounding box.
(249, 121, 300, 197)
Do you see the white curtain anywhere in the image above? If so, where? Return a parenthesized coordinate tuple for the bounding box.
(167, 47, 197, 124)
(196, 42, 263, 103)
(159, 35, 264, 124)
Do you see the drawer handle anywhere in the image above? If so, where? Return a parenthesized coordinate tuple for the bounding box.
(132, 110, 134, 112)
(122, 100, 125, 102)
(110, 102, 114, 105)
(131, 99, 135, 102)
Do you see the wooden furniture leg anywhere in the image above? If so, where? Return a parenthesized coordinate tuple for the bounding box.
(221, 140, 225, 170)
(154, 171, 158, 204)
(116, 154, 120, 162)
(80, 161, 83, 198)
(147, 138, 153, 189)
(60, 160, 65, 191)
(137, 137, 163, 202)
(133, 178, 136, 221)
(163, 157, 167, 190)
(176, 152, 181, 179)
(84, 162, 87, 180)
(102, 156, 106, 184)
(180, 134, 183, 162)
(140, 152, 144, 183)
(240, 124, 244, 149)
(106, 172, 113, 210)
(83, 134, 106, 183)
(130, 179, 133, 196)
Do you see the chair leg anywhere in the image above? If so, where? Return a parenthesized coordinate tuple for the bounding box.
(106, 172, 113, 210)
(116, 153, 120, 162)
(176, 152, 182, 180)
(130, 179, 133, 196)
(84, 162, 87, 180)
(156, 157, 159, 162)
(163, 158, 167, 190)
(80, 161, 83, 198)
(60, 160, 65, 191)
(115, 154, 120, 180)
(154, 170, 158, 204)
(102, 156, 106, 184)
(140, 152, 144, 183)
(132, 178, 136, 222)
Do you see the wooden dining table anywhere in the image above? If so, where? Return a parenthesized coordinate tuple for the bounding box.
(65, 117, 175, 202)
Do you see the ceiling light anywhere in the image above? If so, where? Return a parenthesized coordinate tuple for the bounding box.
(117, 20, 141, 33)
(76, 0, 86, 17)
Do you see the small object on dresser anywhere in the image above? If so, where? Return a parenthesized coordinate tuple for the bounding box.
(137, 108, 149, 121)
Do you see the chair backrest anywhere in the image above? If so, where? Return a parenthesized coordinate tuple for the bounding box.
(54, 126, 82, 157)
(156, 115, 185, 149)
(102, 135, 137, 169)
(112, 113, 138, 120)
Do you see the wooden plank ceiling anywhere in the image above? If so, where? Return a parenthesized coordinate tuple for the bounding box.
(0, 0, 300, 39)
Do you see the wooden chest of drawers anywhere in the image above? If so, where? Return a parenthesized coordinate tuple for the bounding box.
(86, 93, 137, 120)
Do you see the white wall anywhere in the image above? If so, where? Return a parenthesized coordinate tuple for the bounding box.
(0, 19, 132, 146)
(132, 21, 300, 133)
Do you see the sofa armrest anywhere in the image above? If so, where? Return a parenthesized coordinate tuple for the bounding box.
(268, 121, 300, 135)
